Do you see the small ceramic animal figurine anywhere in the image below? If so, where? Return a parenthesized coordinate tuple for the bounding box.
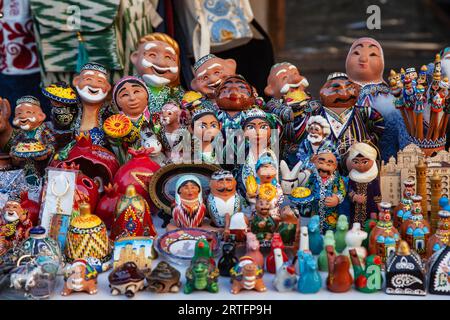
(318, 230, 336, 271)
(140, 126, 167, 166)
(428, 244, 450, 295)
(108, 261, 146, 298)
(61, 259, 98, 296)
(245, 232, 264, 269)
(273, 258, 297, 292)
(294, 226, 310, 275)
(427, 210, 450, 258)
(230, 256, 267, 294)
(334, 215, 349, 253)
(369, 202, 401, 263)
(385, 241, 426, 296)
(326, 245, 353, 293)
(400, 195, 431, 259)
(276, 205, 299, 245)
(159, 101, 185, 159)
(279, 160, 302, 195)
(266, 233, 289, 274)
(349, 250, 382, 293)
(147, 261, 181, 293)
(297, 251, 322, 294)
(218, 243, 239, 277)
(308, 215, 324, 255)
(343, 223, 368, 263)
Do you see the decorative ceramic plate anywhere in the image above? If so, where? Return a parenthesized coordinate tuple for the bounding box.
(149, 163, 220, 213)
(156, 228, 219, 265)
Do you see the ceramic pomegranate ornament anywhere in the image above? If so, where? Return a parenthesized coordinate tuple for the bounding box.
(113, 148, 161, 207)
(95, 183, 120, 230)
(20, 191, 40, 226)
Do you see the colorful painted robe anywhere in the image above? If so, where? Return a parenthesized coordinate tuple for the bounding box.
(348, 178, 382, 226)
(172, 201, 207, 229)
(296, 138, 337, 171)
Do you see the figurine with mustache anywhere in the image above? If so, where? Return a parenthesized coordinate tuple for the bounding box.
(317, 72, 384, 159)
(305, 151, 346, 233)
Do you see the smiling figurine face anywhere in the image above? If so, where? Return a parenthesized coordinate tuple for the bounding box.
(178, 181, 201, 201)
(13, 99, 46, 131)
(114, 79, 149, 119)
(264, 62, 309, 99)
(131, 33, 180, 88)
(210, 170, 237, 198)
(73, 68, 111, 104)
(345, 37, 384, 85)
(191, 54, 237, 99)
(319, 74, 359, 109)
(315, 152, 337, 179)
(3, 200, 24, 223)
(215, 75, 255, 112)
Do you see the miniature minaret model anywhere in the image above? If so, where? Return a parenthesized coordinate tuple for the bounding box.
(430, 171, 442, 232)
(415, 159, 428, 213)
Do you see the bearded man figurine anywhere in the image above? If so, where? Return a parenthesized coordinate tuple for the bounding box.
(346, 143, 382, 226)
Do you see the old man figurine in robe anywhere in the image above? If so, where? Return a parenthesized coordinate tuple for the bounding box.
(131, 32, 184, 114)
(72, 62, 113, 147)
(345, 37, 409, 161)
(346, 143, 381, 226)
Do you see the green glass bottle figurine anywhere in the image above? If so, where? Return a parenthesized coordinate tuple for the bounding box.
(334, 215, 349, 253)
(318, 230, 336, 271)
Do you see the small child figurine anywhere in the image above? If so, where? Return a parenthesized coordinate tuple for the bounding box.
(250, 186, 277, 241)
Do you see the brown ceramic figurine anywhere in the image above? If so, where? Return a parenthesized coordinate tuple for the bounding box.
(0, 97, 14, 153)
(230, 256, 267, 294)
(245, 232, 264, 269)
(326, 245, 353, 293)
(61, 259, 98, 296)
(146, 261, 181, 293)
(108, 261, 146, 298)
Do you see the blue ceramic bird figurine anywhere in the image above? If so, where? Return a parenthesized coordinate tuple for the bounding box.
(297, 250, 322, 294)
(308, 215, 323, 255)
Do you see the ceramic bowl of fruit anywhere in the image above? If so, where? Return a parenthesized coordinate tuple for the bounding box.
(11, 139, 50, 159)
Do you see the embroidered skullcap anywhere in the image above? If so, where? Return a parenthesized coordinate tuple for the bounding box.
(327, 72, 348, 82)
(112, 76, 148, 107)
(80, 62, 108, 75)
(16, 95, 40, 107)
(194, 54, 218, 72)
(211, 170, 233, 180)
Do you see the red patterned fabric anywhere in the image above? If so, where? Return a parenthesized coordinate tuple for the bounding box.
(0, 0, 39, 75)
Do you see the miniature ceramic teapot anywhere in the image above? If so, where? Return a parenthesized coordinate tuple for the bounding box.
(218, 243, 239, 277)
(230, 256, 267, 294)
(308, 215, 323, 255)
(61, 259, 98, 296)
(343, 222, 368, 262)
(349, 250, 382, 293)
(146, 261, 181, 293)
(297, 251, 322, 294)
(326, 245, 353, 293)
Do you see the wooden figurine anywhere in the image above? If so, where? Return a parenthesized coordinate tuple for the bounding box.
(318, 230, 336, 271)
(61, 259, 98, 296)
(369, 202, 401, 263)
(334, 215, 349, 254)
(230, 256, 267, 294)
(266, 233, 289, 274)
(349, 250, 382, 293)
(147, 261, 181, 293)
(343, 222, 368, 263)
(218, 242, 239, 277)
(326, 245, 353, 293)
(427, 210, 450, 259)
(385, 241, 426, 296)
(308, 215, 324, 255)
(428, 244, 450, 295)
(297, 251, 322, 294)
(400, 195, 431, 258)
(108, 261, 146, 298)
(245, 232, 264, 269)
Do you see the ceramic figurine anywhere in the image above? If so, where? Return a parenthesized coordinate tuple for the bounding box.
(296, 115, 336, 171)
(10, 96, 56, 184)
(317, 72, 384, 160)
(369, 202, 401, 263)
(95, 183, 120, 230)
(245, 232, 264, 269)
(334, 215, 349, 253)
(167, 175, 207, 230)
(272, 244, 297, 292)
(250, 188, 277, 241)
(230, 256, 266, 294)
(326, 246, 353, 293)
(192, 238, 216, 268)
(362, 212, 378, 249)
(0, 196, 33, 256)
(346, 143, 382, 225)
(218, 242, 239, 277)
(19, 191, 40, 227)
(130, 33, 184, 113)
(395, 198, 413, 230)
(279, 160, 310, 195)
(400, 195, 431, 258)
(266, 233, 289, 274)
(276, 205, 299, 245)
(428, 244, 450, 295)
(318, 230, 336, 271)
(108, 261, 146, 298)
(297, 251, 322, 294)
(42, 82, 78, 148)
(65, 202, 112, 272)
(343, 223, 368, 263)
(207, 170, 246, 238)
(158, 101, 186, 160)
(140, 125, 167, 166)
(190, 108, 222, 164)
(349, 250, 382, 293)
(0, 97, 14, 153)
(147, 261, 181, 293)
(385, 241, 426, 296)
(61, 259, 98, 296)
(427, 210, 450, 258)
(184, 240, 219, 294)
(191, 54, 237, 106)
(306, 151, 346, 233)
(110, 184, 156, 241)
(308, 215, 324, 255)
(294, 226, 311, 276)
(72, 63, 113, 147)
